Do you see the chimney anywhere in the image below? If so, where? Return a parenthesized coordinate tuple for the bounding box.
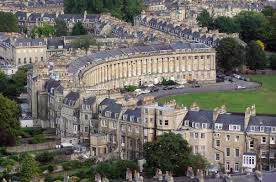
(213, 105, 227, 121)
(190, 102, 199, 111)
(244, 105, 256, 130)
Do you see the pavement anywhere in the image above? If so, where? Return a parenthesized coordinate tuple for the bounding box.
(137, 79, 261, 101)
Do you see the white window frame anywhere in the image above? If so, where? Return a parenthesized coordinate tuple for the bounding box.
(202, 123, 207, 129)
(262, 136, 266, 144)
(184, 120, 189, 126)
(260, 126, 265, 132)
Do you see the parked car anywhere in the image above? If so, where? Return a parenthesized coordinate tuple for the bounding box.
(233, 74, 241, 79)
(192, 83, 201, 88)
(176, 85, 185, 89)
(237, 85, 246, 89)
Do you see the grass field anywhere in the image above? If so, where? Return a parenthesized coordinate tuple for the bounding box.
(159, 75, 276, 114)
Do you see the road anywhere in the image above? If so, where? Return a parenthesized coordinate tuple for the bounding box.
(137, 79, 261, 100)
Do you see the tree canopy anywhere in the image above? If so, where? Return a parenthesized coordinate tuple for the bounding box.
(72, 35, 97, 53)
(196, 9, 213, 28)
(213, 16, 240, 33)
(20, 153, 40, 182)
(246, 41, 267, 70)
(64, 0, 144, 22)
(216, 37, 245, 72)
(0, 94, 20, 147)
(31, 23, 55, 38)
(54, 19, 68, 36)
(0, 12, 18, 32)
(143, 132, 208, 176)
(71, 22, 87, 36)
(0, 67, 28, 99)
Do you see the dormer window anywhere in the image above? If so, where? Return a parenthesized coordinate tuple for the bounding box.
(130, 116, 134, 122)
(105, 111, 111, 117)
(137, 117, 141, 122)
(27, 42, 31, 46)
(195, 123, 200, 129)
(250, 125, 255, 131)
(260, 126, 264, 132)
(184, 120, 189, 127)
(215, 123, 223, 130)
(39, 42, 42, 46)
(202, 123, 207, 129)
(229, 125, 241, 131)
(123, 114, 127, 121)
(272, 127, 276, 133)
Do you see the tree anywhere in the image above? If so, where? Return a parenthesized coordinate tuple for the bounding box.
(20, 153, 40, 182)
(256, 40, 265, 50)
(143, 132, 208, 176)
(246, 41, 267, 70)
(71, 22, 87, 36)
(213, 16, 240, 33)
(234, 11, 269, 42)
(31, 23, 55, 38)
(262, 6, 275, 17)
(269, 55, 276, 70)
(0, 12, 18, 32)
(72, 35, 97, 54)
(216, 37, 245, 72)
(0, 94, 20, 147)
(196, 9, 213, 28)
(54, 19, 68, 36)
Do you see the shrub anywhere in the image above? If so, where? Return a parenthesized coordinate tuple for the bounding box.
(30, 134, 45, 144)
(47, 164, 54, 172)
(35, 152, 54, 164)
(270, 55, 276, 70)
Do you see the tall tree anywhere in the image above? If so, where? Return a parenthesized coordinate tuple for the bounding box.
(196, 9, 214, 28)
(71, 22, 87, 36)
(0, 12, 18, 32)
(246, 41, 267, 70)
(234, 11, 269, 42)
(72, 35, 97, 54)
(262, 6, 275, 17)
(144, 132, 208, 176)
(216, 37, 245, 72)
(0, 94, 20, 146)
(20, 153, 40, 182)
(54, 19, 68, 36)
(213, 16, 240, 33)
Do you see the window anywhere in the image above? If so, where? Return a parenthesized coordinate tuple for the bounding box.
(215, 153, 220, 161)
(115, 113, 119, 118)
(260, 126, 264, 132)
(262, 137, 266, 144)
(229, 125, 241, 131)
(101, 120, 107, 127)
(41, 57, 43, 61)
(123, 115, 127, 121)
(184, 120, 189, 126)
(165, 120, 169, 126)
(190, 132, 193, 138)
(18, 58, 21, 64)
(250, 125, 255, 131)
(226, 135, 230, 141)
(145, 108, 148, 114)
(128, 125, 131, 132)
(85, 114, 88, 120)
(121, 125, 126, 131)
(226, 162, 230, 171)
(159, 110, 162, 115)
(194, 145, 198, 154)
(135, 126, 139, 133)
(235, 148, 240, 157)
(234, 163, 239, 172)
(29, 57, 32, 63)
(215, 123, 223, 130)
(105, 111, 111, 117)
(85, 127, 89, 132)
(216, 140, 220, 147)
(226, 148, 230, 157)
(195, 123, 200, 128)
(235, 136, 240, 142)
(112, 121, 116, 129)
(195, 133, 199, 138)
(249, 140, 254, 149)
(201, 133, 205, 138)
(202, 123, 207, 128)
(272, 127, 276, 133)
(159, 120, 162, 125)
(130, 116, 134, 122)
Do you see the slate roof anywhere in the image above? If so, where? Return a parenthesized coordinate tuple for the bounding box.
(123, 108, 142, 123)
(215, 113, 245, 131)
(63, 91, 80, 106)
(99, 98, 117, 106)
(249, 115, 276, 127)
(68, 42, 211, 76)
(83, 97, 96, 106)
(15, 38, 46, 47)
(102, 102, 122, 119)
(44, 79, 61, 93)
(184, 110, 213, 123)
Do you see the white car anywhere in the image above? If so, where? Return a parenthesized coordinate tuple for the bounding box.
(237, 85, 246, 89)
(233, 74, 241, 79)
(176, 85, 185, 89)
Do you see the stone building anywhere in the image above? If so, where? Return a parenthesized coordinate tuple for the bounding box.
(68, 42, 216, 90)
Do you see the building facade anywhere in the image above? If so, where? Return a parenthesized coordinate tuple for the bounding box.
(68, 42, 216, 90)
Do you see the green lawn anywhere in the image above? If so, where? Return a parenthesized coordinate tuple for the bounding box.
(159, 75, 276, 114)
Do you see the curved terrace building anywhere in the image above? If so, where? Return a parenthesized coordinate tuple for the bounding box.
(68, 42, 216, 90)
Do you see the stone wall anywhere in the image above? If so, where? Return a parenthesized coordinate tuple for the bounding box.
(6, 141, 58, 153)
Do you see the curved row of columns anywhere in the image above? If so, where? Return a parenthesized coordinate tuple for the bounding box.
(82, 53, 216, 88)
